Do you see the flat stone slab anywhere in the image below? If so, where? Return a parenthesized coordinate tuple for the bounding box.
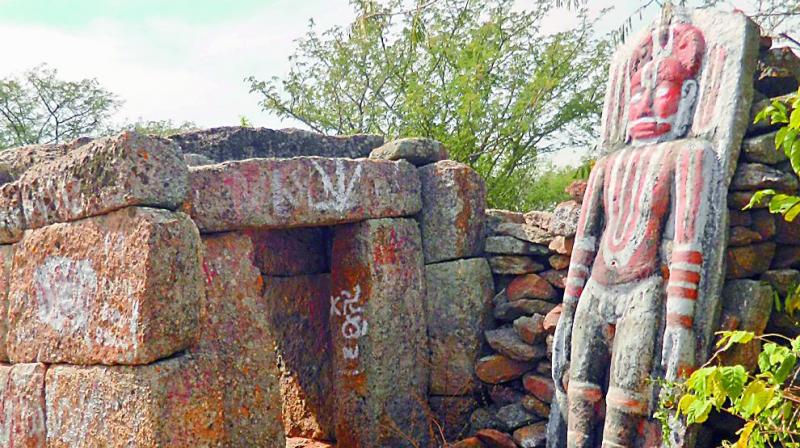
(45, 354, 226, 447)
(418, 161, 486, 263)
(0, 363, 47, 447)
(170, 127, 383, 162)
(369, 137, 448, 166)
(197, 233, 285, 446)
(8, 207, 203, 365)
(0, 137, 92, 179)
(426, 258, 494, 395)
(18, 131, 188, 230)
(263, 274, 334, 440)
(330, 218, 431, 447)
(188, 157, 421, 232)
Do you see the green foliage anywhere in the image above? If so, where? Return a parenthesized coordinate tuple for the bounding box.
(247, 0, 611, 209)
(0, 64, 120, 150)
(658, 331, 800, 448)
(745, 90, 800, 221)
(121, 119, 197, 137)
(517, 163, 577, 211)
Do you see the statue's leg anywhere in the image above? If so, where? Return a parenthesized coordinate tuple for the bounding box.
(602, 278, 663, 448)
(567, 283, 611, 448)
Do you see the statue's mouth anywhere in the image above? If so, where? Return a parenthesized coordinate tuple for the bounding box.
(629, 117, 673, 139)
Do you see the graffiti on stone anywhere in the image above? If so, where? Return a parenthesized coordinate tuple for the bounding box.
(330, 284, 368, 376)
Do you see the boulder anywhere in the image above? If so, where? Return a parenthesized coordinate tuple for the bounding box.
(489, 256, 545, 275)
(506, 273, 558, 302)
(742, 131, 787, 164)
(495, 402, 540, 432)
(485, 327, 545, 362)
(725, 243, 776, 279)
(513, 315, 547, 345)
(475, 355, 536, 384)
(484, 236, 549, 256)
(730, 162, 799, 192)
(0, 363, 47, 447)
(549, 201, 580, 237)
(718, 280, 774, 371)
(369, 137, 448, 166)
(513, 422, 548, 448)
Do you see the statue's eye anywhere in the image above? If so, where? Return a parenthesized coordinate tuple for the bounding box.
(656, 86, 671, 98)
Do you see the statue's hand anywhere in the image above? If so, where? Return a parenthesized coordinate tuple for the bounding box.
(552, 304, 576, 393)
(661, 325, 696, 380)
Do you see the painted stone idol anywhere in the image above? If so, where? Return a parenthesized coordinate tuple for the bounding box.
(549, 6, 759, 448)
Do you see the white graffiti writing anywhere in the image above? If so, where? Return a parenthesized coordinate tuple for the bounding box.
(331, 284, 367, 375)
(272, 159, 363, 216)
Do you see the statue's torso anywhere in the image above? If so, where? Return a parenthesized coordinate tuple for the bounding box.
(592, 145, 677, 286)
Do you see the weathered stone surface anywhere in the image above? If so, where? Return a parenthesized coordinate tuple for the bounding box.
(761, 269, 800, 296)
(548, 254, 570, 270)
(450, 436, 483, 448)
(184, 153, 215, 166)
(330, 219, 431, 447)
(725, 242, 776, 279)
(565, 180, 588, 203)
(0, 363, 46, 447)
(524, 211, 553, 231)
(506, 273, 557, 302)
(470, 407, 504, 432)
(488, 384, 525, 407)
(548, 236, 573, 255)
(495, 223, 553, 245)
(742, 131, 787, 164)
(418, 160, 486, 263)
(0, 182, 24, 243)
(550, 201, 580, 237)
(729, 191, 768, 209)
(484, 236, 549, 256)
(520, 395, 550, 419)
(19, 132, 188, 230)
(427, 258, 494, 395)
(369, 137, 448, 166)
(543, 305, 561, 334)
(729, 226, 763, 246)
(496, 402, 540, 432)
(475, 355, 535, 384)
(170, 127, 383, 162)
(729, 209, 752, 227)
(429, 396, 478, 442)
(772, 245, 800, 269)
(0, 245, 12, 362)
(189, 157, 421, 232)
(522, 374, 555, 404)
(775, 215, 800, 244)
(286, 438, 336, 448)
(197, 233, 285, 445)
(8, 207, 202, 365)
(476, 429, 517, 448)
(514, 315, 546, 345)
(752, 209, 776, 240)
(535, 361, 552, 376)
(489, 256, 544, 275)
(486, 327, 545, 362)
(718, 280, 774, 371)
(246, 227, 329, 276)
(513, 422, 547, 448)
(494, 299, 556, 322)
(487, 209, 526, 234)
(730, 162, 799, 192)
(0, 137, 93, 179)
(45, 354, 226, 447)
(539, 269, 566, 289)
(263, 274, 334, 440)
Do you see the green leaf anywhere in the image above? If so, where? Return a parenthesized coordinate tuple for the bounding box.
(776, 126, 789, 150)
(739, 380, 773, 418)
(743, 189, 776, 210)
(678, 394, 696, 415)
(717, 331, 755, 352)
(719, 365, 748, 398)
(736, 421, 755, 448)
(792, 337, 800, 354)
(791, 108, 800, 129)
(686, 397, 713, 423)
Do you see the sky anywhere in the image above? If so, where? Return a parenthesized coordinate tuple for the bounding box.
(0, 0, 764, 166)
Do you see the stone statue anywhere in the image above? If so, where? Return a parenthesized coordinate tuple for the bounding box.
(548, 6, 759, 448)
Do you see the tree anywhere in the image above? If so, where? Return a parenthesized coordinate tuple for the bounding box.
(0, 64, 120, 150)
(121, 119, 198, 137)
(248, 0, 611, 209)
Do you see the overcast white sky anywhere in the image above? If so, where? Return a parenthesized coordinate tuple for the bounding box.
(0, 0, 765, 165)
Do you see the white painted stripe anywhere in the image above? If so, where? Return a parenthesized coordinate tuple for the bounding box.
(667, 297, 696, 316)
(669, 280, 698, 290)
(671, 262, 702, 273)
(575, 237, 597, 251)
(566, 277, 586, 288)
(673, 242, 703, 253)
(570, 264, 590, 275)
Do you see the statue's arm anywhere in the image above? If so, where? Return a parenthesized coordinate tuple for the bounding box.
(663, 144, 715, 379)
(552, 156, 606, 391)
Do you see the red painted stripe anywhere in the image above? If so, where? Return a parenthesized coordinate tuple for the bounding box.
(666, 313, 694, 328)
(672, 251, 702, 265)
(565, 285, 583, 300)
(669, 269, 701, 284)
(667, 285, 699, 300)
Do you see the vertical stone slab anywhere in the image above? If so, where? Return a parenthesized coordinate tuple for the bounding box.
(263, 274, 334, 440)
(45, 354, 225, 447)
(425, 258, 495, 395)
(418, 161, 486, 263)
(330, 218, 432, 447)
(0, 245, 13, 362)
(198, 233, 285, 447)
(0, 182, 24, 244)
(7, 207, 203, 365)
(0, 363, 47, 448)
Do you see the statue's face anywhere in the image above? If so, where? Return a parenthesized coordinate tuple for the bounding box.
(628, 58, 690, 141)
(626, 23, 704, 144)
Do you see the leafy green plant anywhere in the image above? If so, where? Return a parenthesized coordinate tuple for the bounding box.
(745, 88, 800, 219)
(658, 331, 800, 447)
